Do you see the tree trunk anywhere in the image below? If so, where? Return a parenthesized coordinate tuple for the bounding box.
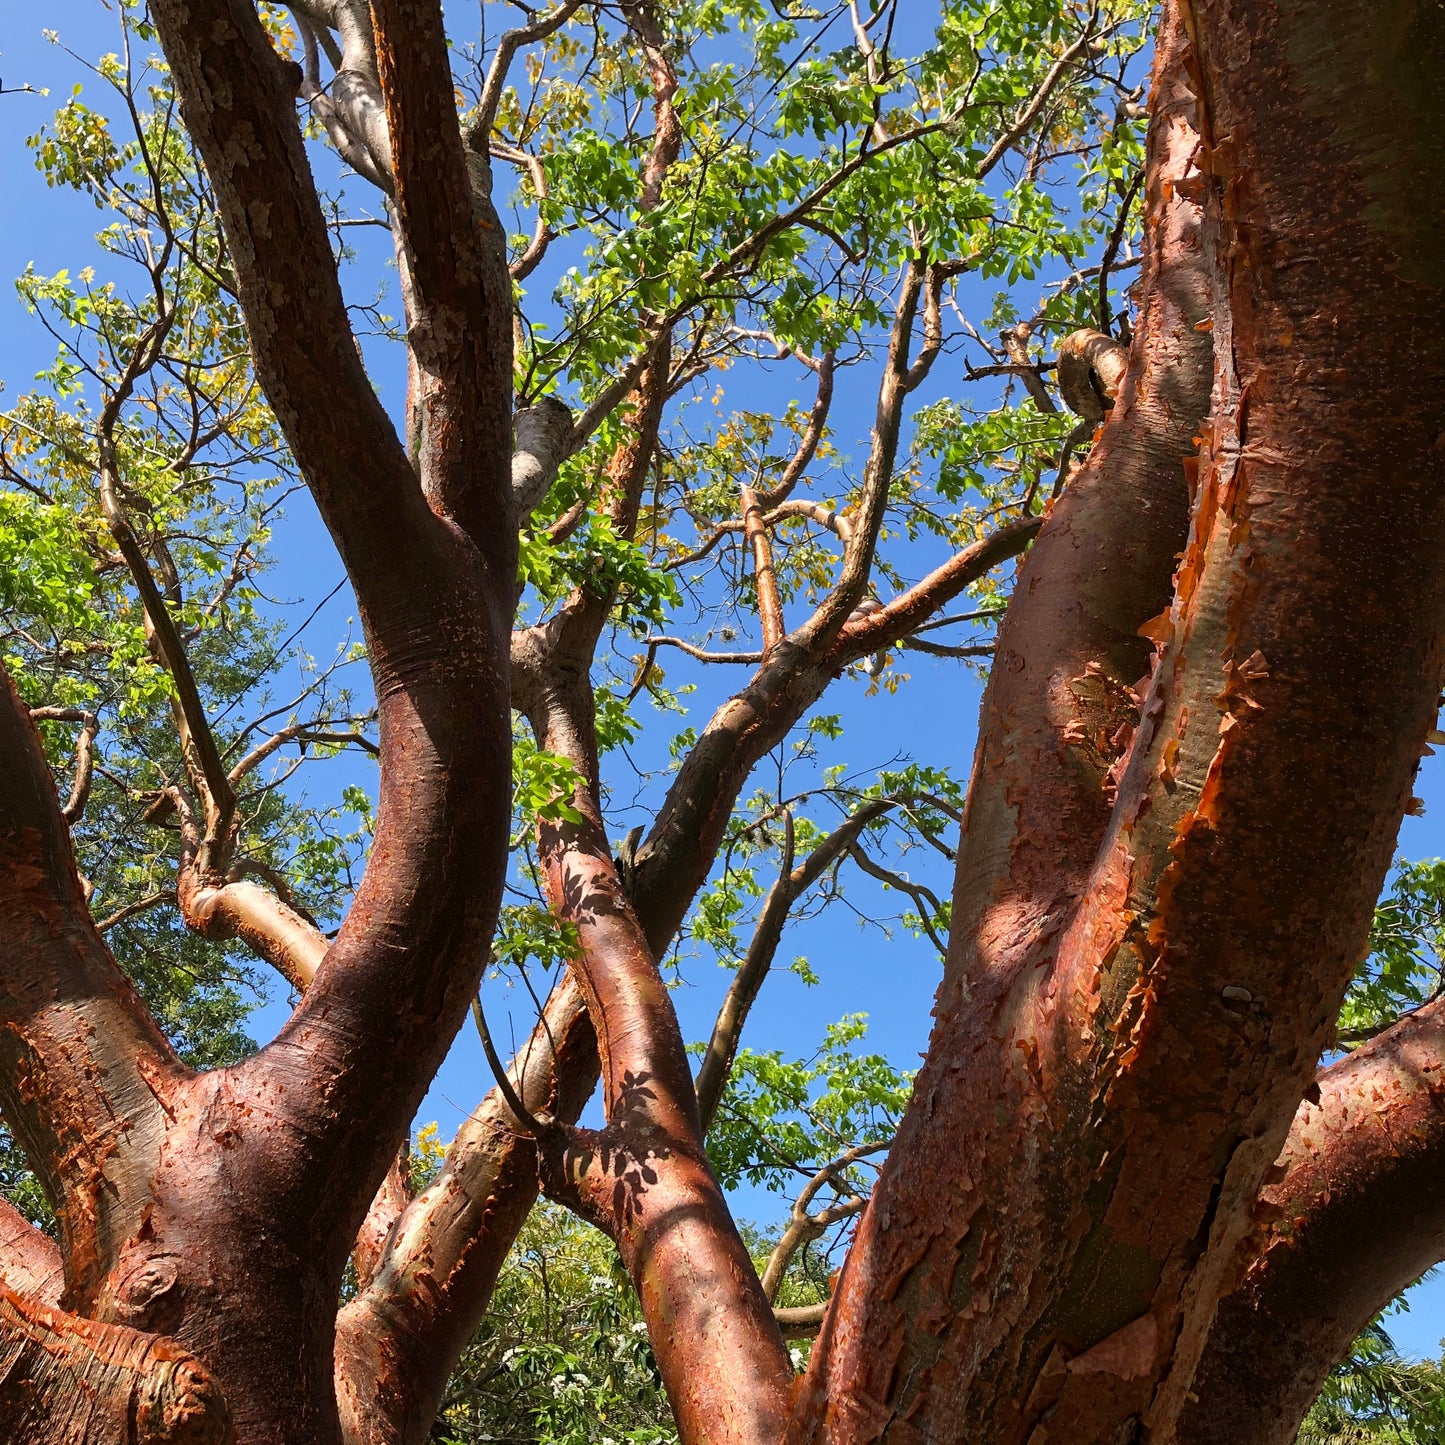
(788, 0, 1445, 1439)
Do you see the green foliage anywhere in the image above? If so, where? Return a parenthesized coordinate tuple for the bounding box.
(1339, 862, 1445, 1045)
(1300, 1315, 1445, 1444)
(707, 1015, 911, 1193)
(433, 1205, 677, 1445)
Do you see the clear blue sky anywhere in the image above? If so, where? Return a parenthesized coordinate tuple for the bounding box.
(5, 0, 1444, 1361)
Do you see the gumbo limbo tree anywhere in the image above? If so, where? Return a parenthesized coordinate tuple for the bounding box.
(1, 0, 1443, 1440)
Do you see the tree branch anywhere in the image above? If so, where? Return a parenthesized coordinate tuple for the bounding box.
(27, 708, 99, 824)
(0, 1198, 64, 1307)
(372, 0, 514, 545)
(0, 673, 183, 1306)
(522, 663, 793, 1445)
(760, 1141, 888, 1303)
(695, 799, 901, 1132)
(629, 515, 1039, 957)
(335, 976, 597, 1445)
(154, 0, 517, 1333)
(0, 1288, 232, 1445)
(473, 0, 586, 142)
(798, 0, 1445, 1433)
(1182, 997, 1445, 1445)
(755, 349, 836, 509)
(791, 6, 1217, 1431)
(741, 485, 785, 655)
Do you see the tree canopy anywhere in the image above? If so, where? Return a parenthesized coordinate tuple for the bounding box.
(1, 0, 1444, 1442)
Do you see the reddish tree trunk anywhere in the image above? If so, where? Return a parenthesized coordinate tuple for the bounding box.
(789, 0, 1445, 1439)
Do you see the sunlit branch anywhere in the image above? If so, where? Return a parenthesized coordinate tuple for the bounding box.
(490, 140, 556, 280)
(741, 485, 785, 655)
(756, 348, 836, 509)
(27, 708, 99, 824)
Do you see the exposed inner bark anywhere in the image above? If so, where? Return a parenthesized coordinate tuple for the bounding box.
(0, 1288, 233, 1445)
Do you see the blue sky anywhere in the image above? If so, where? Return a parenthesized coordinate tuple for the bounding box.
(5, 0, 1445, 1361)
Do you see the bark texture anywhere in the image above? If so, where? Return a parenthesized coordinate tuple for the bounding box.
(1183, 999, 1445, 1445)
(0, 1290, 232, 1445)
(789, 0, 1445, 1438)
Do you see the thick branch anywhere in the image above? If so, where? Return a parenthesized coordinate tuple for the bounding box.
(527, 673, 792, 1445)
(335, 977, 597, 1445)
(629, 516, 1039, 955)
(1182, 998, 1445, 1445)
(372, 0, 514, 544)
(152, 6, 517, 1395)
(511, 396, 575, 519)
(0, 673, 182, 1305)
(789, 5, 1218, 1434)
(0, 1288, 232, 1445)
(0, 1198, 64, 1307)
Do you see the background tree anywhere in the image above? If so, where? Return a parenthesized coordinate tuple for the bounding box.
(0, 0, 1443, 1442)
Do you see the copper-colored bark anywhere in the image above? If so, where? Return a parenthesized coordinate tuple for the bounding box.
(334, 977, 598, 1445)
(0, 675, 183, 1304)
(790, 0, 1445, 1438)
(787, 5, 1210, 1435)
(0, 1287, 232, 1445)
(1183, 998, 1445, 1445)
(4, 0, 1442, 1440)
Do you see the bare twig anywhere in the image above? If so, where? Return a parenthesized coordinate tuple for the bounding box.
(761, 1140, 891, 1301)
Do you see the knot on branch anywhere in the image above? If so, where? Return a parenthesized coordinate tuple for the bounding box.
(137, 1348, 234, 1445)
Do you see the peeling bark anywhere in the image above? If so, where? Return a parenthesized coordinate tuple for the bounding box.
(790, 0, 1445, 1438)
(1183, 999, 1445, 1445)
(787, 6, 1213, 1436)
(0, 675, 183, 1306)
(0, 1288, 232, 1445)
